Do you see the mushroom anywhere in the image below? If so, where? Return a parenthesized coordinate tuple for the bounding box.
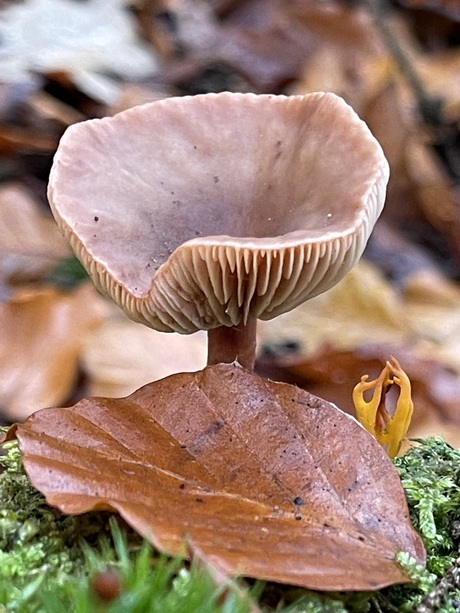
(48, 92, 389, 370)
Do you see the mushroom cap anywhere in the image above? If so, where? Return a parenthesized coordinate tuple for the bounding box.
(48, 92, 389, 333)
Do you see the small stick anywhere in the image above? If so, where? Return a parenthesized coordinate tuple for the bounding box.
(364, 0, 444, 126)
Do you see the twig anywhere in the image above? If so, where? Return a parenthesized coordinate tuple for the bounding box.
(363, 0, 459, 182)
(363, 0, 444, 125)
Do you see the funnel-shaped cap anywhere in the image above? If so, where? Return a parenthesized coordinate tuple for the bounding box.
(48, 92, 389, 333)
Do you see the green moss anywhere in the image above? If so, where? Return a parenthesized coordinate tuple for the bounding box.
(395, 438, 460, 564)
(2, 436, 460, 611)
(0, 439, 122, 578)
(379, 438, 460, 611)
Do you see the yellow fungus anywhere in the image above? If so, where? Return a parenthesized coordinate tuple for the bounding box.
(352, 356, 413, 457)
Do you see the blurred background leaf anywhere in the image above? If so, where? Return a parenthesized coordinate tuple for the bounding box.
(0, 0, 458, 439)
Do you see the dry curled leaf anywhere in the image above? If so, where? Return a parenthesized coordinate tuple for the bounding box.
(398, 0, 460, 20)
(290, 0, 387, 111)
(0, 283, 106, 421)
(0, 183, 70, 287)
(10, 364, 425, 591)
(0, 0, 158, 85)
(82, 313, 207, 397)
(257, 341, 460, 450)
(258, 260, 408, 356)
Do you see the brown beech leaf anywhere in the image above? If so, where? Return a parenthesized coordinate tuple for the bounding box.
(257, 343, 460, 445)
(258, 260, 408, 356)
(0, 123, 58, 154)
(290, 0, 387, 110)
(11, 364, 424, 591)
(82, 313, 206, 397)
(0, 283, 106, 421)
(0, 183, 70, 286)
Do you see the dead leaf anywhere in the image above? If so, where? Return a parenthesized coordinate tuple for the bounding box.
(403, 270, 460, 377)
(259, 261, 460, 399)
(166, 0, 360, 93)
(110, 86, 169, 115)
(364, 81, 411, 194)
(0, 283, 106, 421)
(0, 183, 70, 287)
(289, 1, 388, 112)
(130, 0, 179, 59)
(403, 414, 460, 451)
(82, 312, 207, 397)
(258, 260, 408, 356)
(23, 91, 85, 133)
(416, 49, 460, 120)
(365, 220, 441, 286)
(405, 139, 460, 265)
(11, 364, 425, 591)
(0, 0, 158, 85)
(398, 0, 460, 21)
(0, 123, 58, 154)
(257, 343, 460, 446)
(213, 0, 312, 91)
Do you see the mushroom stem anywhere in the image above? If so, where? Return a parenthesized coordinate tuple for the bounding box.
(207, 319, 257, 370)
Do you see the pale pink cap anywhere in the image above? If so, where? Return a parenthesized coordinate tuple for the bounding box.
(48, 92, 389, 333)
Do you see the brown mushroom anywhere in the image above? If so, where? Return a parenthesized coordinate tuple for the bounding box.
(48, 92, 389, 369)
